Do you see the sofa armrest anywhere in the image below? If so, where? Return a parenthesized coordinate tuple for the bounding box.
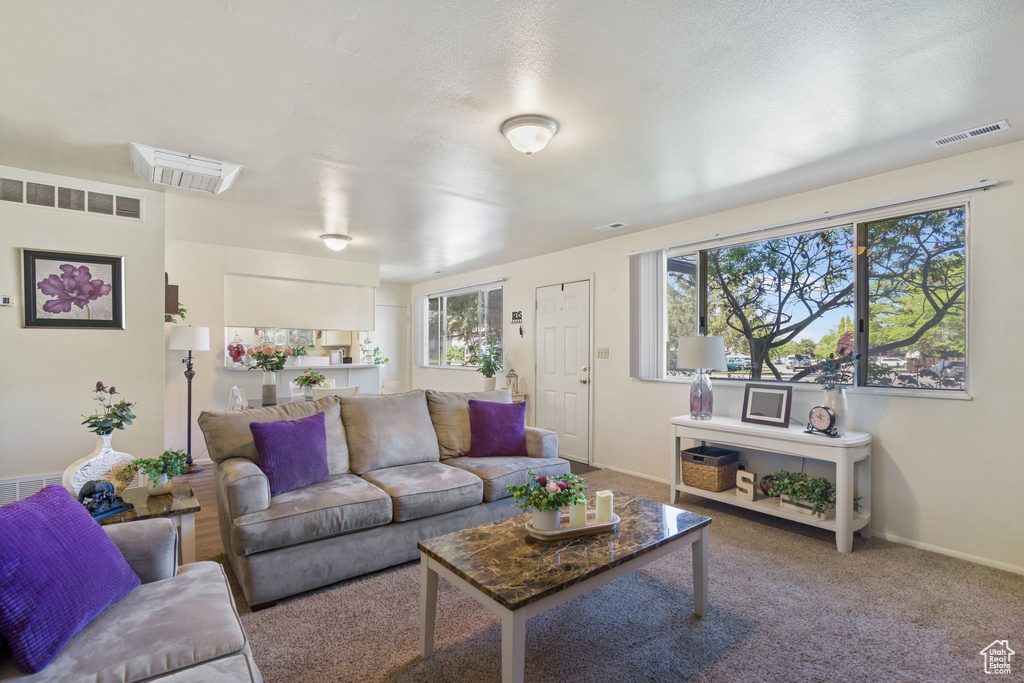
(525, 426, 559, 459)
(104, 518, 178, 583)
(218, 457, 271, 519)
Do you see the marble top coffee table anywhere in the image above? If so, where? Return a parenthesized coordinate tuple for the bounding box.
(417, 494, 711, 683)
(98, 481, 200, 564)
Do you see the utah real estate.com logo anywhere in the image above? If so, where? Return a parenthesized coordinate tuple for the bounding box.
(980, 640, 1015, 675)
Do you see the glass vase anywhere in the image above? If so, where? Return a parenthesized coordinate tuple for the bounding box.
(689, 370, 714, 420)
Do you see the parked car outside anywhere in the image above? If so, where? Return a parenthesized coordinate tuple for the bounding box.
(785, 354, 813, 370)
(872, 356, 904, 368)
(930, 359, 965, 380)
(726, 355, 751, 371)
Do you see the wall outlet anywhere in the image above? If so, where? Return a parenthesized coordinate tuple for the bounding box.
(0, 295, 13, 306)
(596, 347, 610, 359)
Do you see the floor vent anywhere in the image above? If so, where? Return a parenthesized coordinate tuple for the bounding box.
(930, 120, 1010, 147)
(0, 473, 64, 505)
(0, 176, 143, 220)
(595, 222, 629, 232)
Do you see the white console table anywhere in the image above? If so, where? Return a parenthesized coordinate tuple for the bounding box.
(670, 416, 872, 553)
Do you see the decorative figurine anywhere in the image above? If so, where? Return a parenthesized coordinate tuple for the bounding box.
(77, 480, 134, 520)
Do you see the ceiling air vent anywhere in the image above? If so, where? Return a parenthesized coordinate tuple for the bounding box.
(594, 222, 628, 232)
(930, 120, 1009, 148)
(131, 143, 241, 194)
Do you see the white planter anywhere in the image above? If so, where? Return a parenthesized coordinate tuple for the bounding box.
(482, 376, 497, 391)
(530, 508, 562, 531)
(262, 371, 277, 405)
(824, 389, 849, 434)
(779, 494, 835, 520)
(145, 473, 174, 496)
(286, 356, 302, 367)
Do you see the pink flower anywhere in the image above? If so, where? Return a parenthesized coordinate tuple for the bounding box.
(546, 481, 560, 494)
(37, 264, 111, 314)
(304, 372, 312, 377)
(95, 381, 105, 391)
(536, 476, 548, 486)
(557, 481, 568, 490)
(284, 347, 293, 356)
(274, 345, 285, 354)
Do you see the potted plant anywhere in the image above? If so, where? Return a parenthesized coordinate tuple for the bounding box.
(248, 345, 290, 405)
(476, 339, 502, 390)
(294, 369, 327, 397)
(505, 469, 586, 531)
(763, 470, 838, 519)
(69, 381, 138, 495)
(287, 345, 308, 367)
(127, 449, 189, 496)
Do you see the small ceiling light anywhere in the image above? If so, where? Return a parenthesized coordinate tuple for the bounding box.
(320, 234, 352, 251)
(500, 114, 559, 156)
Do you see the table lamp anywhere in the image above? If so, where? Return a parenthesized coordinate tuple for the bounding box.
(169, 325, 210, 473)
(676, 336, 727, 420)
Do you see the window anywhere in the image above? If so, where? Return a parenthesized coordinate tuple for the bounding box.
(654, 205, 967, 391)
(424, 286, 502, 367)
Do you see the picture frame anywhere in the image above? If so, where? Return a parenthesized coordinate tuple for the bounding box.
(741, 383, 793, 428)
(23, 249, 125, 329)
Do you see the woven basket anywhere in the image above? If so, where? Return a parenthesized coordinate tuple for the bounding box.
(681, 460, 739, 492)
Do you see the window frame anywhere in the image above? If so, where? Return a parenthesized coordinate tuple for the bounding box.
(660, 199, 970, 396)
(421, 285, 503, 369)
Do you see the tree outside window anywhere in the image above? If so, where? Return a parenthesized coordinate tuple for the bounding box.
(427, 286, 502, 367)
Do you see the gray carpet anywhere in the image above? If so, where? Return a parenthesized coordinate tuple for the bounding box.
(209, 470, 1024, 682)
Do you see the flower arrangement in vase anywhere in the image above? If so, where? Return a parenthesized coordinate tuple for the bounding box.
(81, 381, 136, 435)
(247, 345, 291, 371)
(505, 469, 586, 531)
(68, 381, 138, 495)
(294, 370, 327, 397)
(127, 449, 189, 496)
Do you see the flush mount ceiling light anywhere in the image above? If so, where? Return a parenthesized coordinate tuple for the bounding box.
(320, 234, 352, 251)
(500, 114, 559, 156)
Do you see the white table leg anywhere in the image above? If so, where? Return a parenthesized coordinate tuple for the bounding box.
(670, 434, 680, 503)
(692, 526, 708, 617)
(179, 512, 196, 565)
(835, 457, 854, 553)
(501, 609, 526, 683)
(420, 554, 438, 660)
(857, 456, 872, 539)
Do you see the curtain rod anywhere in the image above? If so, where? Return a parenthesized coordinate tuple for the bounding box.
(420, 278, 506, 298)
(630, 178, 999, 255)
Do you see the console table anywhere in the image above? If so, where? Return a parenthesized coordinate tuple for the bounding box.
(670, 416, 871, 553)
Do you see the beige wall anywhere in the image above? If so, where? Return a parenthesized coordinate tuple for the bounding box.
(0, 165, 166, 479)
(411, 140, 1024, 573)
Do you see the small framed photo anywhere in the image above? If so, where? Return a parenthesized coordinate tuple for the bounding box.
(741, 383, 793, 428)
(23, 249, 125, 329)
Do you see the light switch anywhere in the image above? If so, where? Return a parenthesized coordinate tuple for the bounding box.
(596, 347, 610, 359)
(0, 295, 12, 306)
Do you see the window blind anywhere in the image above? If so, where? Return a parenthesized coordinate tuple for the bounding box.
(629, 249, 665, 379)
(412, 295, 426, 366)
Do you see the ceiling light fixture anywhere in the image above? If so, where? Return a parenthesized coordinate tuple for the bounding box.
(500, 114, 559, 156)
(320, 234, 352, 251)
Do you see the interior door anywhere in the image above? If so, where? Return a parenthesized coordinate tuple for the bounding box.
(535, 280, 591, 463)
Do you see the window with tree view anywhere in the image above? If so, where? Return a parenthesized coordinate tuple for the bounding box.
(426, 286, 502, 367)
(664, 205, 967, 391)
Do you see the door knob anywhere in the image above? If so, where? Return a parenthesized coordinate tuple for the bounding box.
(579, 378, 588, 384)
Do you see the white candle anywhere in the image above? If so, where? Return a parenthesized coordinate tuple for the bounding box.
(569, 502, 587, 528)
(595, 490, 613, 523)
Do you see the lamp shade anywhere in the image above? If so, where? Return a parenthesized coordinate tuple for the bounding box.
(676, 336, 727, 371)
(169, 325, 210, 351)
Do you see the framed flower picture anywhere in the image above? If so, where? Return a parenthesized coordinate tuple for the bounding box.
(23, 249, 125, 329)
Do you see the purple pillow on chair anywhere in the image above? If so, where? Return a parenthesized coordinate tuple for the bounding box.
(0, 484, 140, 673)
(467, 399, 528, 457)
(250, 411, 331, 496)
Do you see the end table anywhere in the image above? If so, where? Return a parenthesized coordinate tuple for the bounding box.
(98, 480, 201, 564)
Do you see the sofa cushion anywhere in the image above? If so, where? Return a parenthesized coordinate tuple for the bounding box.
(426, 389, 512, 458)
(0, 562, 247, 683)
(231, 474, 392, 556)
(0, 485, 140, 674)
(360, 462, 483, 522)
(341, 391, 440, 475)
(250, 412, 331, 496)
(445, 457, 572, 502)
(468, 400, 528, 457)
(198, 396, 349, 474)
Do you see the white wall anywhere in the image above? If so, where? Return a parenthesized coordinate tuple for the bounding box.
(411, 140, 1024, 573)
(374, 282, 413, 392)
(0, 165, 166, 479)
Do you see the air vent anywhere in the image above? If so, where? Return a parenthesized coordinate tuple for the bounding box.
(594, 222, 628, 232)
(131, 143, 241, 194)
(930, 120, 1009, 147)
(0, 176, 142, 220)
(0, 473, 64, 506)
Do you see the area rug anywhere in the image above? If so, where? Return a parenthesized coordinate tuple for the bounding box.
(206, 470, 1024, 681)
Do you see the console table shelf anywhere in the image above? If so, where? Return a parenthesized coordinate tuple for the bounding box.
(670, 415, 872, 553)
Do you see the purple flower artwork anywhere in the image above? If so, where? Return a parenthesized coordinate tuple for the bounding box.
(36, 264, 112, 317)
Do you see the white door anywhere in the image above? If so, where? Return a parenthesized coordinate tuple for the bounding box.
(535, 280, 591, 463)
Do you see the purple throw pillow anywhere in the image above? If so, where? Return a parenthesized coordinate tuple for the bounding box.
(0, 484, 140, 673)
(467, 399, 528, 457)
(250, 411, 331, 496)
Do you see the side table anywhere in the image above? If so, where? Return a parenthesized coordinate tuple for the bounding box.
(98, 480, 201, 564)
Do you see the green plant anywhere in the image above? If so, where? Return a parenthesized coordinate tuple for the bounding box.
(765, 470, 836, 517)
(128, 450, 189, 480)
(290, 345, 308, 357)
(476, 339, 502, 378)
(247, 344, 289, 372)
(81, 381, 136, 435)
(505, 469, 586, 511)
(167, 302, 188, 324)
(371, 347, 389, 365)
(294, 370, 326, 388)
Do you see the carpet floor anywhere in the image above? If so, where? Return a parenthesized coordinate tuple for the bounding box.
(206, 469, 1024, 682)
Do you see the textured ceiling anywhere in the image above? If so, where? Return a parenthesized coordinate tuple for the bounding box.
(1, 1, 1023, 281)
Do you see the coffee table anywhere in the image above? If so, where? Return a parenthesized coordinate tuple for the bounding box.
(98, 480, 200, 564)
(417, 494, 711, 683)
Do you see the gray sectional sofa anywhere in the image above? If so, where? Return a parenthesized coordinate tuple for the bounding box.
(198, 389, 568, 607)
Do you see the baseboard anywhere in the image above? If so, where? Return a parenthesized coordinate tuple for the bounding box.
(591, 462, 670, 485)
(869, 530, 1024, 576)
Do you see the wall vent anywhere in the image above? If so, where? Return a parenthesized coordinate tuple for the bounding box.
(0, 473, 64, 506)
(930, 120, 1010, 147)
(594, 222, 628, 232)
(0, 176, 143, 220)
(131, 143, 241, 194)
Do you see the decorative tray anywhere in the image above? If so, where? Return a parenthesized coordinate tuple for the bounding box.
(525, 512, 620, 541)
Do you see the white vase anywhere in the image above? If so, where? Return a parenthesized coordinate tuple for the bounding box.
(483, 376, 497, 391)
(530, 508, 562, 532)
(262, 371, 277, 405)
(145, 473, 173, 496)
(824, 389, 849, 435)
(64, 433, 135, 496)
(286, 356, 301, 367)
